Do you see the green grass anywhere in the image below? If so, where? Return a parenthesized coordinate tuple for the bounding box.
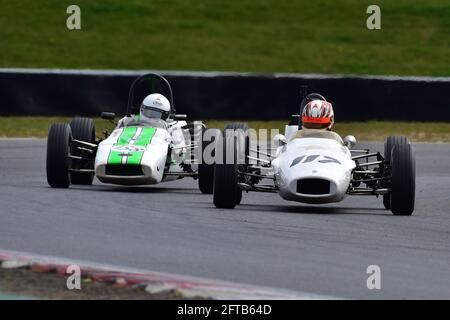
(0, 117, 115, 139)
(1, 0, 450, 75)
(1, 117, 449, 142)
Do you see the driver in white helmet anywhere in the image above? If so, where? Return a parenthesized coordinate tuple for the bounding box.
(117, 93, 186, 158)
(301, 99, 334, 131)
(287, 96, 343, 143)
(118, 93, 171, 127)
(139, 93, 171, 122)
(294, 99, 344, 143)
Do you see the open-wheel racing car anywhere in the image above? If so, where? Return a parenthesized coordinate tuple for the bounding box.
(46, 73, 215, 193)
(212, 92, 415, 216)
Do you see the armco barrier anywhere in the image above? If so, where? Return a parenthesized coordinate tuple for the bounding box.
(1, 68, 449, 121)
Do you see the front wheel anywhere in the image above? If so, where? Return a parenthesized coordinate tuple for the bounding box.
(213, 134, 239, 208)
(390, 143, 415, 215)
(46, 123, 71, 188)
(383, 136, 410, 210)
(224, 122, 249, 205)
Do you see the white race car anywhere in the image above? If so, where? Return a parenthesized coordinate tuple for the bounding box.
(46, 73, 215, 194)
(212, 93, 415, 216)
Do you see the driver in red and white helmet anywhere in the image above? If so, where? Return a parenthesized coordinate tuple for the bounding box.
(301, 100, 334, 131)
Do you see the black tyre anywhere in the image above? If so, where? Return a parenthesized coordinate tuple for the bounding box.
(224, 123, 249, 205)
(383, 136, 410, 209)
(213, 133, 239, 208)
(198, 127, 219, 194)
(384, 136, 410, 163)
(69, 117, 95, 185)
(46, 123, 71, 188)
(224, 122, 250, 160)
(390, 144, 415, 216)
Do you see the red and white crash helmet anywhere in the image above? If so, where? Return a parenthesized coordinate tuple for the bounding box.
(301, 100, 334, 130)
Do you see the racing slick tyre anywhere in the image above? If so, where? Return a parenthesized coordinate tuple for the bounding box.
(224, 123, 249, 205)
(198, 127, 219, 194)
(213, 133, 239, 208)
(383, 136, 411, 210)
(390, 143, 415, 216)
(46, 123, 71, 188)
(69, 117, 95, 185)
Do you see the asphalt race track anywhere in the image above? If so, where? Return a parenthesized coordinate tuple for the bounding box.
(1, 139, 450, 299)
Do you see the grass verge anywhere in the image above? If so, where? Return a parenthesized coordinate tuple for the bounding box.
(1, 117, 449, 142)
(1, 0, 450, 76)
(0, 267, 184, 300)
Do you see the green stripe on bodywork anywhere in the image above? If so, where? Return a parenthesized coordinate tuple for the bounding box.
(108, 151, 122, 165)
(134, 127, 156, 147)
(107, 127, 157, 165)
(126, 127, 157, 165)
(116, 127, 138, 146)
(107, 127, 138, 165)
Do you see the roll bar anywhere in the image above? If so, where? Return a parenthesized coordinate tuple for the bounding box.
(126, 73, 175, 116)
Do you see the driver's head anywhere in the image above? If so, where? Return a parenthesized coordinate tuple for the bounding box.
(140, 93, 171, 121)
(301, 100, 334, 130)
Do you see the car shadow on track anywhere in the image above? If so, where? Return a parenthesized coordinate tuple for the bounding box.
(237, 204, 391, 216)
(38, 184, 200, 196)
(80, 185, 199, 195)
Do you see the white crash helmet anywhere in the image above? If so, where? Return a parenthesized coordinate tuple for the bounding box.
(140, 93, 171, 120)
(301, 100, 334, 130)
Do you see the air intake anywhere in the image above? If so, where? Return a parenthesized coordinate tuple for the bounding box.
(297, 179, 330, 195)
(105, 165, 144, 176)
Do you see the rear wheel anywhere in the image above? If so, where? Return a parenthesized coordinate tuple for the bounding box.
(390, 143, 415, 215)
(198, 127, 219, 194)
(383, 136, 410, 210)
(46, 123, 71, 188)
(69, 117, 95, 185)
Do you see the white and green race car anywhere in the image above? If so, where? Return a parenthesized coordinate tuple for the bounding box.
(46, 73, 215, 194)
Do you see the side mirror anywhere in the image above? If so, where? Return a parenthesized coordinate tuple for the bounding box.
(288, 114, 301, 126)
(101, 112, 116, 120)
(343, 135, 357, 149)
(172, 114, 187, 120)
(273, 134, 287, 147)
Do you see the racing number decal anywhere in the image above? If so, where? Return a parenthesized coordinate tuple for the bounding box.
(107, 127, 156, 165)
(290, 154, 341, 167)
